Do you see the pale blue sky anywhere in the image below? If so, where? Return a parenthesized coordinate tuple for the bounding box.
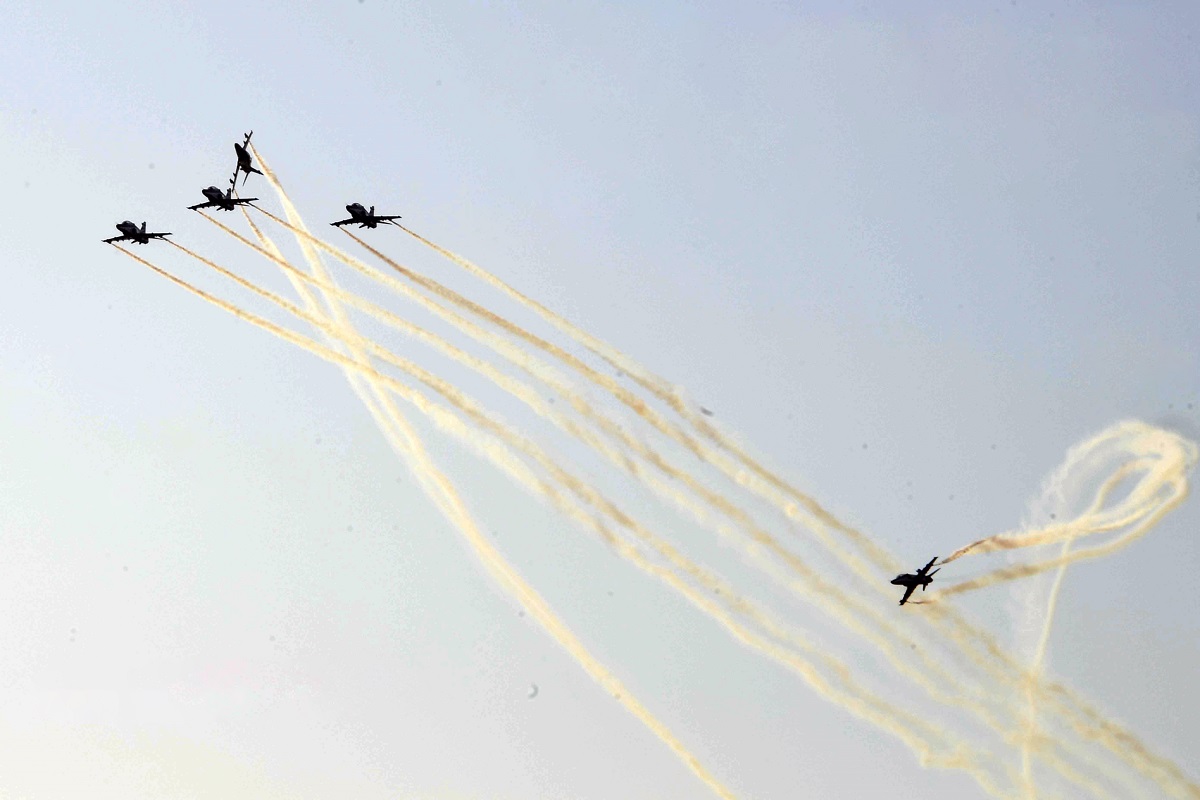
(0, 2, 1197, 797)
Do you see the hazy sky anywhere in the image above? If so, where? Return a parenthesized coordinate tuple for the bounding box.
(0, 2, 1197, 798)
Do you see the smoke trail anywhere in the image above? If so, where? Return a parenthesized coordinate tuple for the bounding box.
(142, 234, 1041, 794)
(377, 226, 1192, 797)
(933, 422, 1196, 597)
(169, 232, 1172, 798)
(258, 207, 899, 639)
(173, 152, 1200, 796)
(333, 213, 1199, 798)
(201, 211, 1048, 765)
(117, 243, 743, 800)
(332, 218, 1191, 795)
(241, 204, 1194, 797)
(1020, 536, 1075, 800)
(394, 224, 903, 573)
(236, 212, 1058, 784)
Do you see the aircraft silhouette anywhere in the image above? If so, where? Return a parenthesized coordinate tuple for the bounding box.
(233, 131, 262, 187)
(188, 185, 259, 211)
(890, 557, 940, 605)
(102, 220, 172, 245)
(330, 203, 402, 229)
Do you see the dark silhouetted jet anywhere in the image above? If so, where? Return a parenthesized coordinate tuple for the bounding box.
(891, 557, 940, 605)
(330, 203, 402, 229)
(233, 131, 262, 187)
(102, 220, 172, 245)
(188, 185, 259, 211)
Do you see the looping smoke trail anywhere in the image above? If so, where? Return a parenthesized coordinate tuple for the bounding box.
(933, 421, 1196, 598)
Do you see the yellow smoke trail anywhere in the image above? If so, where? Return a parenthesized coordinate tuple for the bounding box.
(377, 219, 1200, 799)
(255, 223, 1099, 793)
(134, 245, 1036, 798)
(334, 217, 1187, 796)
(117, 243, 742, 800)
(244, 202, 1189, 797)
(152, 226, 1190, 800)
(941, 423, 1194, 566)
(188, 209, 767, 796)
(255, 208, 906, 667)
(165, 234, 1160, 799)
(171, 241, 989, 777)
(931, 423, 1196, 598)
(378, 223, 1184, 797)
(915, 422, 1200, 798)
(199, 154, 1200, 796)
(1021, 536, 1075, 800)
(201, 210, 1052, 768)
(394, 223, 903, 573)
(153, 233, 1046, 793)
(241, 151, 1012, 796)
(339, 226, 917, 637)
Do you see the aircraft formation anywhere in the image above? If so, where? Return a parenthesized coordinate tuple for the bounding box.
(102, 131, 401, 244)
(103, 130, 946, 605)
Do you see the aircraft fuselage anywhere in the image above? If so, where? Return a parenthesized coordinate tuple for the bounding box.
(890, 573, 934, 590)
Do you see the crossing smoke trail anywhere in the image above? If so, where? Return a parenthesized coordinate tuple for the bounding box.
(160, 235, 1023, 794)
(114, 147, 1200, 798)
(298, 216, 1199, 795)
(116, 243, 741, 800)
(128, 242, 1035, 795)
(237, 155, 742, 800)
(219, 215, 1173, 798)
(119, 231, 1190, 796)
(196, 210, 1058, 783)
(366, 221, 1171, 793)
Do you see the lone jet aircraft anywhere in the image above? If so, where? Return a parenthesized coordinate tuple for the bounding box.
(890, 557, 940, 605)
(233, 132, 262, 187)
(330, 203, 402, 229)
(188, 185, 258, 211)
(102, 220, 172, 245)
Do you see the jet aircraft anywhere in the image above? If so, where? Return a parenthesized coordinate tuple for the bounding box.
(890, 557, 940, 605)
(233, 131, 262, 187)
(330, 203, 402, 229)
(102, 221, 172, 245)
(188, 185, 259, 211)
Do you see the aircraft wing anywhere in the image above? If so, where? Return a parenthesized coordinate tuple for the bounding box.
(102, 235, 131, 244)
(188, 201, 218, 210)
(899, 584, 917, 606)
(330, 218, 356, 227)
(377, 215, 402, 222)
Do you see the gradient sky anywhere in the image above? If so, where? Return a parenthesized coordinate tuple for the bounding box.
(0, 2, 1197, 798)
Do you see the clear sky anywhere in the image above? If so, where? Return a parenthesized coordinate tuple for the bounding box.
(0, 1, 1197, 798)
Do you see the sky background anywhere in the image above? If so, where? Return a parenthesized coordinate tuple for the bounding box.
(0, 1, 1198, 797)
